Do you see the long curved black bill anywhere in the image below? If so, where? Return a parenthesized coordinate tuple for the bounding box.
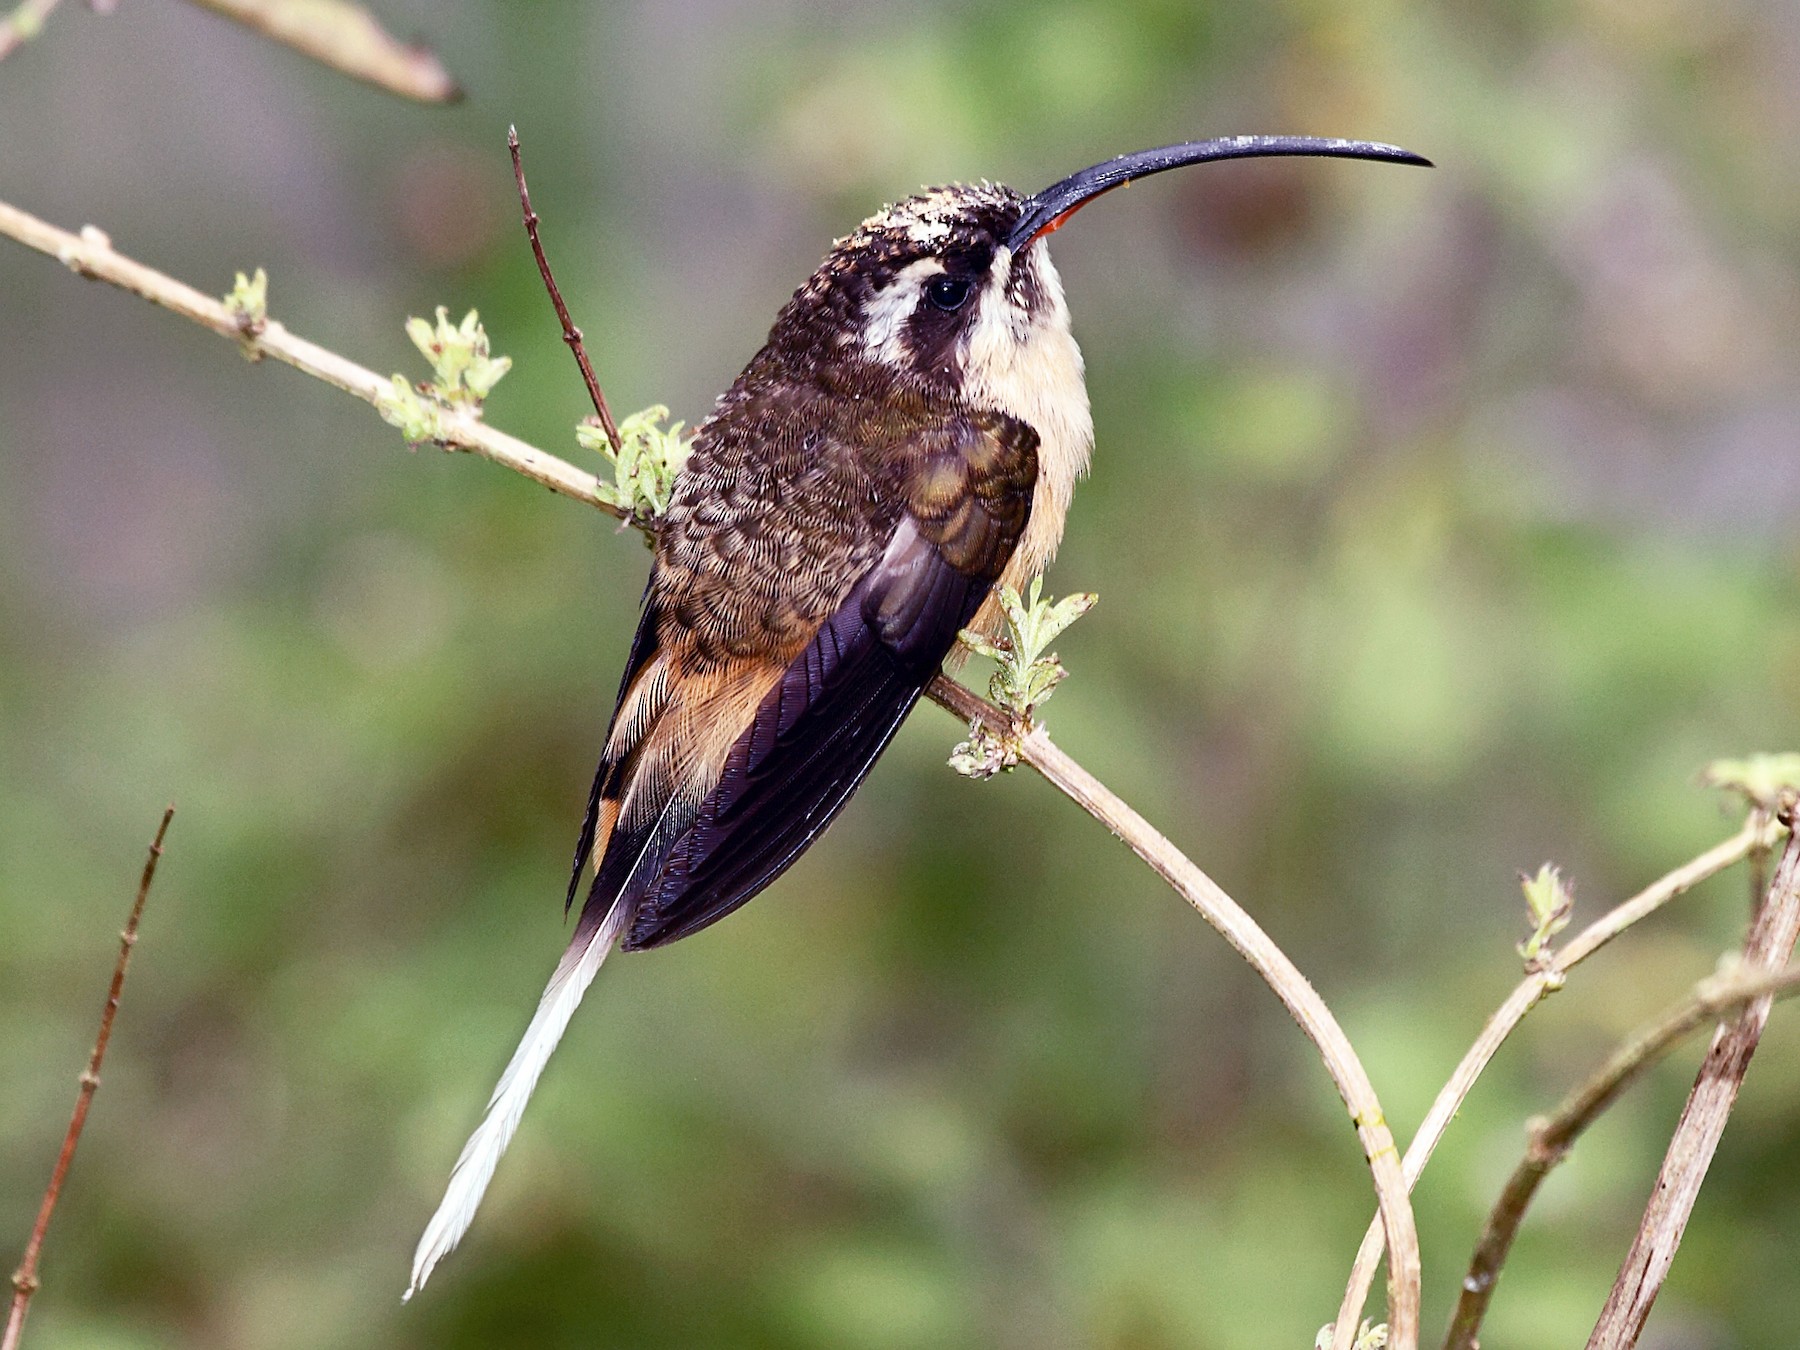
(1006, 136, 1431, 252)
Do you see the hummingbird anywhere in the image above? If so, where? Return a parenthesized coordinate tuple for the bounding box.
(406, 134, 1428, 1297)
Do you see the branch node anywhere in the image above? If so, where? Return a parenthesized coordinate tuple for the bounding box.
(55, 241, 94, 279)
(1522, 1114, 1561, 1166)
(223, 267, 270, 360)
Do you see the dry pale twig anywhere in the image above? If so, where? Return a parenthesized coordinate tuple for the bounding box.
(508, 127, 623, 455)
(1587, 812, 1800, 1348)
(0, 199, 610, 511)
(182, 0, 460, 103)
(0, 0, 66, 63)
(1329, 811, 1784, 1344)
(3, 807, 174, 1350)
(928, 684, 1423, 1345)
(1443, 952, 1800, 1350)
(0, 192, 1423, 1345)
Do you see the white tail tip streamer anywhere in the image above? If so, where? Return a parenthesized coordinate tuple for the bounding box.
(404, 900, 631, 1300)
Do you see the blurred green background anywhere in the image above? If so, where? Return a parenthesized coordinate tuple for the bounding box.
(3, 1, 1798, 1347)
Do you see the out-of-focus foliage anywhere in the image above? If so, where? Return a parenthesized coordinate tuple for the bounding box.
(1, 2, 1797, 1348)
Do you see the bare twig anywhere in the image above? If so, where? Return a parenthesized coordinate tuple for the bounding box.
(1442, 955, 1800, 1350)
(1331, 812, 1783, 1342)
(182, 0, 460, 103)
(3, 806, 174, 1350)
(0, 0, 65, 63)
(508, 127, 623, 454)
(0, 198, 613, 512)
(0, 195, 1422, 1346)
(927, 683, 1424, 1347)
(1586, 811, 1800, 1348)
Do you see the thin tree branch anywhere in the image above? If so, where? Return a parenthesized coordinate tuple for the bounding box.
(1441, 955, 1800, 1350)
(1586, 809, 1800, 1348)
(0, 198, 613, 512)
(927, 682, 1424, 1348)
(181, 0, 460, 103)
(0, 194, 1423, 1347)
(1331, 811, 1785, 1341)
(0, 0, 65, 63)
(508, 127, 622, 455)
(3, 806, 174, 1350)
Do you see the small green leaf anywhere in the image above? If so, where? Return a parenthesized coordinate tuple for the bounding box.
(955, 629, 1007, 664)
(576, 404, 695, 526)
(958, 578, 1096, 728)
(375, 376, 446, 444)
(380, 307, 511, 448)
(1700, 754, 1800, 812)
(223, 267, 268, 334)
(403, 306, 511, 411)
(1518, 863, 1574, 967)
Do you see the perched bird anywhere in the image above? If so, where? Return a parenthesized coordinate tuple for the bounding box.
(407, 135, 1428, 1297)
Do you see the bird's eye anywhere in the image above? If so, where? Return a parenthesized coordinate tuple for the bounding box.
(924, 274, 973, 312)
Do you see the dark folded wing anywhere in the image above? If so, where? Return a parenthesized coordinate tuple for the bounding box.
(623, 518, 986, 949)
(619, 404, 1039, 950)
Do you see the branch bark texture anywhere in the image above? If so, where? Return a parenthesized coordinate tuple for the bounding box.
(4, 807, 173, 1350)
(1586, 814, 1800, 1348)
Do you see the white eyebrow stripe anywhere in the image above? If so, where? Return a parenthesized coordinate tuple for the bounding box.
(861, 258, 946, 365)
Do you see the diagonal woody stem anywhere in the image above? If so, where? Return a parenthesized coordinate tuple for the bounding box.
(3, 807, 174, 1350)
(0, 192, 1423, 1348)
(0, 199, 613, 512)
(508, 127, 622, 453)
(928, 682, 1422, 1345)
